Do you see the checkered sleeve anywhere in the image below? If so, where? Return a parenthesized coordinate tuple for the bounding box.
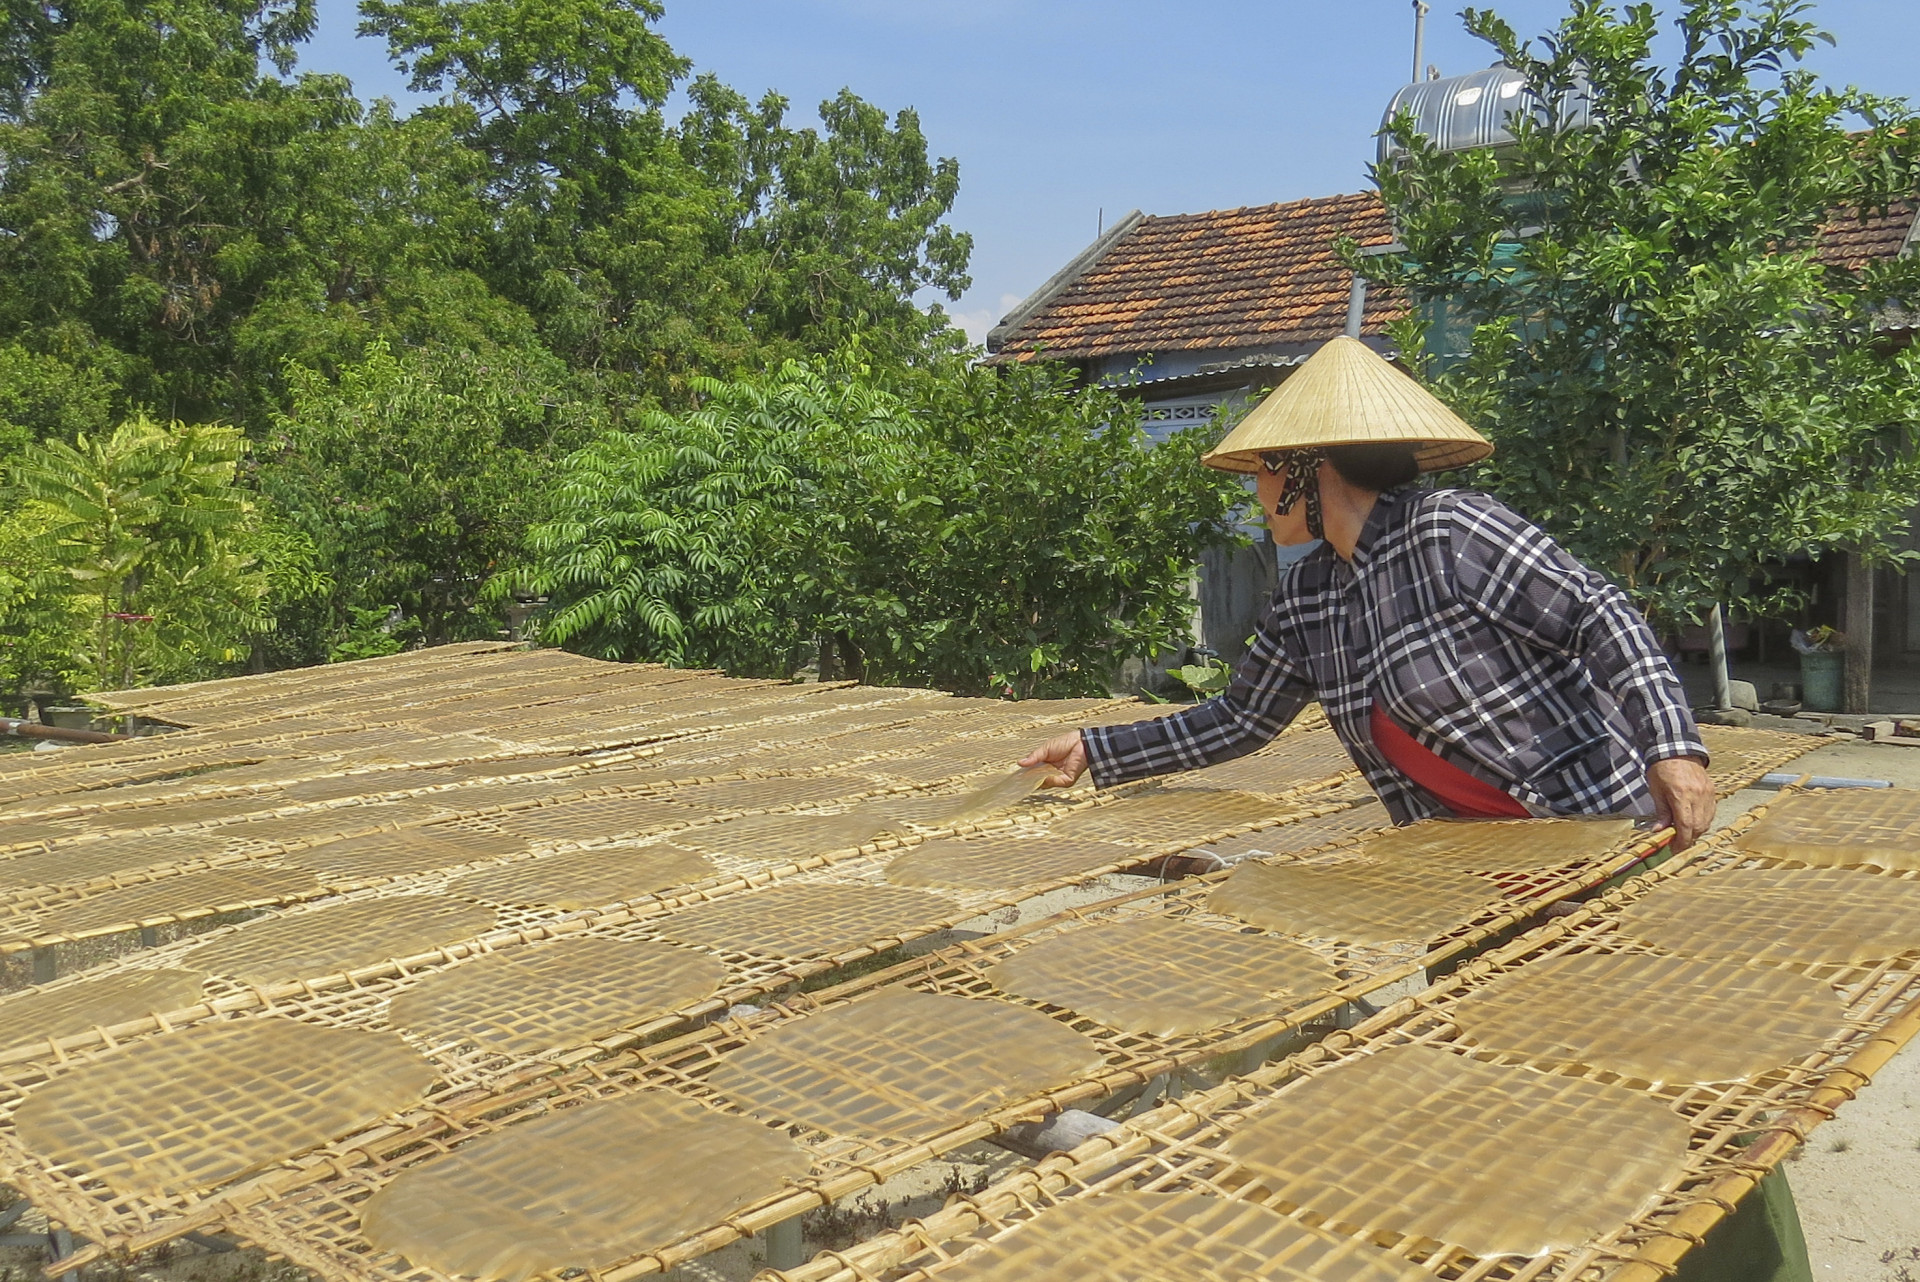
(1447, 494, 1707, 765)
(1081, 596, 1318, 788)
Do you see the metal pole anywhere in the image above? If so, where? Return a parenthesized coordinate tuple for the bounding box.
(0, 717, 126, 744)
(1344, 274, 1368, 338)
(1412, 1, 1430, 82)
(1707, 603, 1733, 712)
(763, 1216, 805, 1270)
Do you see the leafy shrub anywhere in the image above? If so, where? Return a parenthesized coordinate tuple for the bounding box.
(2, 417, 309, 690)
(261, 339, 599, 656)
(512, 359, 1243, 696)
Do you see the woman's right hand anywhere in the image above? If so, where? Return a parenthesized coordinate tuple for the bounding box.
(1019, 730, 1088, 789)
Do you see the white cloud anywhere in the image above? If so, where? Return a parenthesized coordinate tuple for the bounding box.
(951, 292, 1026, 347)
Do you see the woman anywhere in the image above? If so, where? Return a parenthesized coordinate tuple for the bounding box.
(1021, 337, 1716, 848)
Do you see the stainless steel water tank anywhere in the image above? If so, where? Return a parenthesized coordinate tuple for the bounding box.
(1378, 64, 1591, 164)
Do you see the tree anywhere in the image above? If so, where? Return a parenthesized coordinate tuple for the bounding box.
(260, 339, 599, 653)
(512, 358, 1243, 697)
(0, 343, 115, 456)
(870, 359, 1242, 696)
(7, 416, 280, 690)
(0, 0, 364, 425)
(1362, 0, 1920, 632)
(360, 0, 973, 402)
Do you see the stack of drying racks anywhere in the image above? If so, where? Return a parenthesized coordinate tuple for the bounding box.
(0, 644, 1823, 1282)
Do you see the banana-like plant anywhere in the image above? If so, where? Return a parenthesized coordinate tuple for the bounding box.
(11, 416, 269, 691)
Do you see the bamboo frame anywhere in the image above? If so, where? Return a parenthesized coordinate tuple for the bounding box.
(758, 801, 1920, 1282)
(49, 819, 1668, 1280)
(0, 646, 1822, 1282)
(0, 691, 1163, 952)
(0, 709, 1794, 956)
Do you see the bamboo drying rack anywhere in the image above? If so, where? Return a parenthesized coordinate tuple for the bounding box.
(755, 800, 1920, 1282)
(0, 687, 1169, 953)
(0, 645, 1823, 1281)
(36, 817, 1679, 1279)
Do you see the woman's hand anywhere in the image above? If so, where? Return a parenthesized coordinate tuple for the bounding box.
(1647, 756, 1715, 851)
(1019, 730, 1088, 789)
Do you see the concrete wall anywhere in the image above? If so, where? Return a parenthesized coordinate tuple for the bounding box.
(1199, 538, 1277, 664)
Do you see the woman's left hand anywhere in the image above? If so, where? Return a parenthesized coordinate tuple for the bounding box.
(1647, 756, 1715, 850)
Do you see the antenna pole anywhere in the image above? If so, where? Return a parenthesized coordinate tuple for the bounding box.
(1412, 0, 1430, 83)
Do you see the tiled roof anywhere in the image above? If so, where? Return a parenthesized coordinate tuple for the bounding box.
(992, 193, 1918, 364)
(1816, 201, 1917, 271)
(988, 192, 1406, 362)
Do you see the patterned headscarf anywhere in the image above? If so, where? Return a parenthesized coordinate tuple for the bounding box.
(1261, 449, 1325, 541)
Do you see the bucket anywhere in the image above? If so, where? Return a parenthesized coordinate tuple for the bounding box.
(1800, 651, 1844, 713)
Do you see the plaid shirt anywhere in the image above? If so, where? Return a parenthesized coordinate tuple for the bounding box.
(1084, 486, 1706, 823)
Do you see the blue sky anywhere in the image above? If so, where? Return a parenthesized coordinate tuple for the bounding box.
(300, 0, 1920, 344)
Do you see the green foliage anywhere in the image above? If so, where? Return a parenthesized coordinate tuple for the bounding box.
(0, 344, 115, 457)
(0, 501, 94, 697)
(0, 0, 367, 424)
(0, 0, 1235, 700)
(260, 339, 599, 652)
(0, 0, 972, 434)
(360, 0, 972, 401)
(6, 416, 281, 690)
(327, 604, 422, 664)
(1170, 657, 1233, 698)
(513, 359, 1244, 697)
(1361, 0, 1920, 626)
(884, 361, 1240, 696)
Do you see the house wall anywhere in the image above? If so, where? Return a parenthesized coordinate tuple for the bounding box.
(1129, 372, 1275, 670)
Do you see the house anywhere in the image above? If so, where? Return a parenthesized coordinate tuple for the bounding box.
(987, 63, 1920, 685)
(985, 192, 1408, 665)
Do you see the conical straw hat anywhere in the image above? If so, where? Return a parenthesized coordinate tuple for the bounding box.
(1203, 336, 1493, 474)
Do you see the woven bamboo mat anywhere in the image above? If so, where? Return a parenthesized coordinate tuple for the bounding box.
(0, 789, 1336, 1267)
(181, 899, 500, 987)
(0, 708, 1805, 977)
(0, 866, 326, 950)
(0, 664, 1815, 1275)
(15, 1020, 437, 1201)
(0, 764, 1360, 1082)
(14, 680, 1104, 831)
(1698, 724, 1825, 794)
(1221, 1042, 1696, 1258)
(759, 801, 1920, 1282)
(387, 938, 728, 1056)
(0, 687, 1306, 961)
(108, 818, 1668, 1282)
(359, 1092, 811, 1282)
(923, 1191, 1433, 1282)
(1450, 952, 1847, 1085)
(885, 834, 1142, 890)
(1737, 785, 1920, 871)
(0, 710, 1130, 955)
(88, 643, 527, 714)
(0, 970, 208, 1055)
(988, 916, 1341, 1037)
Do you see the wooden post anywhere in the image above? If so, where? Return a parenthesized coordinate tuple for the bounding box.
(1845, 549, 1874, 714)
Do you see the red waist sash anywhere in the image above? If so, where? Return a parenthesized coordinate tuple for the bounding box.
(1369, 703, 1530, 819)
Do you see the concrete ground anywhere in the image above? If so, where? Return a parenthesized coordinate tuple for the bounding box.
(1680, 656, 1920, 716)
(1715, 737, 1920, 1281)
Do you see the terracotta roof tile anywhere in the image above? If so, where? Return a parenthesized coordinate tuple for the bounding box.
(991, 192, 1406, 362)
(1816, 201, 1916, 271)
(994, 193, 1916, 363)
